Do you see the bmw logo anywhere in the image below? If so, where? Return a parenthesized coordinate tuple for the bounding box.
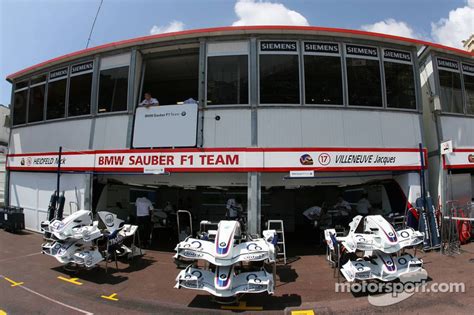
(219, 242, 226, 247)
(220, 274, 227, 279)
(105, 214, 114, 226)
(181, 111, 186, 116)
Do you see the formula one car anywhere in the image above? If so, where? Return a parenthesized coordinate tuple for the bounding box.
(340, 251, 423, 282)
(174, 220, 277, 298)
(175, 265, 274, 297)
(325, 215, 424, 254)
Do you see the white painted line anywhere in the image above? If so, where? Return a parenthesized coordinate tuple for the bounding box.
(0, 275, 93, 315)
(0, 252, 41, 263)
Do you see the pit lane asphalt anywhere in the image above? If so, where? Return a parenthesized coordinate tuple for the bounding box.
(1, 229, 473, 314)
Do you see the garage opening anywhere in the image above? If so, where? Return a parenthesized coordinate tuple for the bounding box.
(261, 172, 411, 257)
(93, 173, 248, 251)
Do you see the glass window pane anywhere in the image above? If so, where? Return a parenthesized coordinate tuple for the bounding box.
(47, 79, 66, 120)
(142, 52, 199, 105)
(347, 58, 382, 107)
(260, 55, 300, 104)
(439, 70, 463, 113)
(384, 62, 416, 109)
(15, 80, 28, 90)
(98, 66, 129, 113)
(13, 90, 28, 125)
(463, 74, 474, 114)
(304, 55, 343, 105)
(69, 73, 92, 116)
(207, 55, 248, 105)
(28, 84, 45, 122)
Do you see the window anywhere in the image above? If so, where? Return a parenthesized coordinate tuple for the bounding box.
(207, 55, 248, 105)
(304, 42, 342, 105)
(437, 58, 463, 113)
(259, 41, 299, 104)
(346, 45, 382, 107)
(142, 51, 199, 105)
(383, 49, 416, 109)
(47, 67, 68, 120)
(13, 81, 28, 125)
(462, 63, 474, 114)
(28, 75, 46, 122)
(98, 66, 129, 113)
(69, 61, 93, 116)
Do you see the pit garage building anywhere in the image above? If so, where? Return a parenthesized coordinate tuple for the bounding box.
(5, 26, 472, 239)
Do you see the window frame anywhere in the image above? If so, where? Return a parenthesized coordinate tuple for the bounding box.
(382, 48, 418, 112)
(97, 53, 131, 115)
(344, 43, 385, 109)
(12, 79, 30, 126)
(68, 60, 94, 118)
(302, 41, 344, 107)
(205, 40, 251, 107)
(46, 66, 69, 122)
(26, 73, 47, 124)
(461, 62, 474, 116)
(257, 40, 301, 106)
(435, 56, 465, 116)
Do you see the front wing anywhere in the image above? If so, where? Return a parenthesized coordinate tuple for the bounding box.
(175, 266, 274, 297)
(174, 238, 275, 265)
(340, 253, 423, 282)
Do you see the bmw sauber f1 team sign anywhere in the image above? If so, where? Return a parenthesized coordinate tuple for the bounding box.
(7, 148, 426, 173)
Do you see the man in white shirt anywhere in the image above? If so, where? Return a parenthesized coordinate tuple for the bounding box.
(135, 196, 153, 248)
(334, 196, 351, 216)
(139, 92, 159, 108)
(356, 193, 372, 215)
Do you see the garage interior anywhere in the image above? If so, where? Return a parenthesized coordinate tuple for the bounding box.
(92, 171, 412, 256)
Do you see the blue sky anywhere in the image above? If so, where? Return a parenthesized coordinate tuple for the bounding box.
(1, 0, 472, 106)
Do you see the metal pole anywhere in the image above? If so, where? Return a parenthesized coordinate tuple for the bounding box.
(56, 146, 62, 199)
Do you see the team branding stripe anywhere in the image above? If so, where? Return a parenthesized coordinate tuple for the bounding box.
(6, 147, 428, 173)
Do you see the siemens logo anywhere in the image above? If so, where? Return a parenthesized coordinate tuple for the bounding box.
(260, 41, 297, 52)
(346, 45, 378, 57)
(304, 42, 339, 54)
(384, 49, 411, 62)
(438, 58, 458, 70)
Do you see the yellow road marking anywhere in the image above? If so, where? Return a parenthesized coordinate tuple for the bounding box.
(291, 310, 315, 315)
(57, 276, 83, 285)
(221, 301, 262, 311)
(3, 277, 24, 287)
(0, 309, 7, 315)
(101, 293, 119, 301)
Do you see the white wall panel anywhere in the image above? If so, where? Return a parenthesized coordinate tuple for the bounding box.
(258, 108, 422, 148)
(258, 108, 302, 147)
(9, 119, 92, 154)
(203, 109, 251, 147)
(9, 172, 89, 231)
(440, 116, 474, 147)
(92, 115, 130, 149)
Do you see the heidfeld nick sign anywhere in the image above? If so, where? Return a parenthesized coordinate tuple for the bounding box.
(7, 148, 426, 173)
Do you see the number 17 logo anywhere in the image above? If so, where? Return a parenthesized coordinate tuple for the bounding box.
(318, 153, 331, 165)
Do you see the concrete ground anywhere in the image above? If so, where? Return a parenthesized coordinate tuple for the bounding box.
(0, 229, 473, 314)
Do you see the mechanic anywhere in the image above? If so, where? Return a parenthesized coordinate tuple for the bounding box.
(135, 196, 153, 248)
(356, 193, 372, 215)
